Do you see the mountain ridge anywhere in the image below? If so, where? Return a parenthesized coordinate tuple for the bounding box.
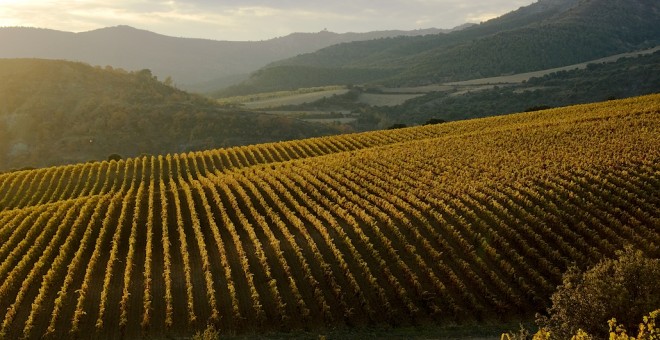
(221, 0, 660, 95)
(0, 25, 465, 92)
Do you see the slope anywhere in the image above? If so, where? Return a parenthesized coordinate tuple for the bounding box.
(240, 49, 660, 130)
(0, 59, 342, 171)
(382, 49, 660, 124)
(0, 94, 657, 339)
(223, 0, 660, 95)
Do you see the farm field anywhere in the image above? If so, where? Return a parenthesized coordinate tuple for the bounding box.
(302, 117, 358, 124)
(262, 110, 358, 125)
(0, 94, 658, 339)
(357, 93, 425, 106)
(220, 87, 349, 109)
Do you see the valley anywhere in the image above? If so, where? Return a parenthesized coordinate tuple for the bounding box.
(0, 0, 658, 338)
(218, 47, 659, 128)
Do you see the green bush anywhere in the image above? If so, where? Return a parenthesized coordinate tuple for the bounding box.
(536, 247, 660, 339)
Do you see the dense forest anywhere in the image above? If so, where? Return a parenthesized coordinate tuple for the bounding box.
(269, 51, 660, 129)
(383, 51, 660, 124)
(0, 59, 343, 171)
(219, 0, 660, 95)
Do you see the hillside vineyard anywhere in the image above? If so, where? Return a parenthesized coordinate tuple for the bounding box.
(0, 95, 658, 339)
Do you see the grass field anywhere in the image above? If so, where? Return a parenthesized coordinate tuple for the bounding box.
(357, 93, 424, 106)
(219, 86, 349, 109)
(0, 94, 658, 339)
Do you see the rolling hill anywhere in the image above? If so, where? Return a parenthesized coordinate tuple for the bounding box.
(381, 49, 660, 125)
(0, 25, 458, 92)
(222, 0, 660, 95)
(237, 49, 660, 130)
(0, 94, 657, 339)
(0, 59, 343, 172)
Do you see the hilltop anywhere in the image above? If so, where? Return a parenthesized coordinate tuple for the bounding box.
(0, 25, 461, 92)
(221, 0, 660, 95)
(0, 94, 657, 339)
(0, 59, 343, 171)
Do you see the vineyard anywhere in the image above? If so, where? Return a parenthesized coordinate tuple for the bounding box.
(0, 94, 658, 339)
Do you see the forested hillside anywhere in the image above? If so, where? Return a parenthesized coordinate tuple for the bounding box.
(256, 50, 660, 129)
(0, 94, 657, 339)
(383, 50, 660, 124)
(221, 0, 660, 95)
(0, 59, 342, 171)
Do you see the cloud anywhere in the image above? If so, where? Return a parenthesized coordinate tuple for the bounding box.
(0, 0, 535, 40)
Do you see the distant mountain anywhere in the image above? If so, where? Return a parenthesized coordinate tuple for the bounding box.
(222, 0, 660, 95)
(0, 59, 342, 171)
(0, 25, 463, 92)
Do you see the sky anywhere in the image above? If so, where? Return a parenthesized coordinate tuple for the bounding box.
(0, 0, 536, 41)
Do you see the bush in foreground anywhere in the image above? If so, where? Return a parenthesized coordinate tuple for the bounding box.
(504, 247, 660, 339)
(513, 310, 659, 340)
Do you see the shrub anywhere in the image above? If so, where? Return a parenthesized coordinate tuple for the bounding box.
(536, 247, 660, 339)
(526, 309, 660, 340)
(607, 309, 659, 340)
(107, 153, 122, 161)
(387, 123, 407, 129)
(423, 118, 447, 125)
(192, 324, 220, 340)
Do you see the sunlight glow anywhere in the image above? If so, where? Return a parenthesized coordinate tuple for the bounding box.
(0, 0, 535, 40)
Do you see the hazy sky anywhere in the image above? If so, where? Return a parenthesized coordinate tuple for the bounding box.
(0, 0, 535, 41)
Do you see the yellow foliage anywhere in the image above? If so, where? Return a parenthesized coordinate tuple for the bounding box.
(608, 310, 660, 340)
(533, 328, 552, 340)
(571, 329, 593, 340)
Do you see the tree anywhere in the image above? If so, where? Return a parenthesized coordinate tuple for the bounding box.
(387, 123, 407, 130)
(536, 247, 660, 339)
(423, 118, 446, 125)
(108, 153, 122, 162)
(524, 105, 553, 112)
(136, 69, 154, 80)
